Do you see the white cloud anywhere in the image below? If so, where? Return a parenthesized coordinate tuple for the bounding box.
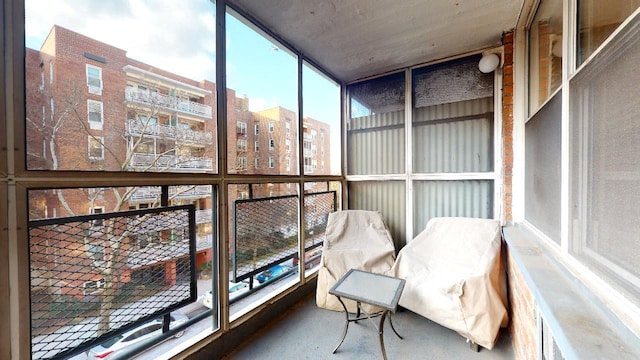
(25, 0, 216, 81)
(249, 97, 280, 112)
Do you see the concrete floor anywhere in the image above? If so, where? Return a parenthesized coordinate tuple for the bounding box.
(222, 292, 515, 360)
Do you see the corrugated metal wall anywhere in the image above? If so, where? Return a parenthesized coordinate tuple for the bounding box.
(347, 110, 405, 175)
(413, 180, 493, 234)
(346, 56, 496, 246)
(348, 181, 406, 249)
(413, 97, 494, 173)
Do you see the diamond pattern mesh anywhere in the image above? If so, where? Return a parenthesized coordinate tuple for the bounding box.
(233, 191, 335, 281)
(29, 205, 195, 359)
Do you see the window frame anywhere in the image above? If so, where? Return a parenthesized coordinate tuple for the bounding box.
(86, 64, 103, 95)
(87, 99, 103, 130)
(237, 121, 247, 135)
(88, 136, 105, 160)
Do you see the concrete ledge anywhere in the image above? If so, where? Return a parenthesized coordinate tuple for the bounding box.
(503, 225, 640, 360)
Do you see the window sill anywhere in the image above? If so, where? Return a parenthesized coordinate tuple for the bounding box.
(503, 225, 640, 359)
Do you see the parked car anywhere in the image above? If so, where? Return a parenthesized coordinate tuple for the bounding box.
(87, 313, 188, 359)
(293, 248, 323, 269)
(202, 281, 251, 308)
(256, 264, 296, 284)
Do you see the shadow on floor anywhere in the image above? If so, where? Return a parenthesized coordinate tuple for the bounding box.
(222, 292, 514, 360)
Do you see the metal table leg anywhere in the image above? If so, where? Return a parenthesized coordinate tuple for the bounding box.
(332, 296, 350, 354)
(378, 310, 389, 360)
(332, 298, 402, 359)
(388, 313, 403, 339)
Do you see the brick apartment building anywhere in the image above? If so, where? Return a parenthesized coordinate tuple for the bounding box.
(25, 25, 331, 298)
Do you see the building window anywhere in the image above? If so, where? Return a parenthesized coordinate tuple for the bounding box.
(525, 91, 561, 243)
(90, 206, 105, 227)
(88, 136, 104, 160)
(237, 157, 247, 169)
(570, 18, 640, 309)
(286, 158, 291, 172)
(237, 121, 247, 136)
(254, 141, 259, 152)
(237, 139, 247, 151)
(528, 0, 563, 115)
(255, 158, 260, 169)
(49, 60, 54, 84)
(86, 64, 102, 95)
(254, 123, 259, 135)
(83, 278, 105, 296)
(87, 100, 103, 130)
(577, 0, 640, 65)
(269, 139, 275, 151)
(285, 122, 290, 137)
(269, 156, 275, 168)
(269, 122, 275, 133)
(285, 139, 291, 153)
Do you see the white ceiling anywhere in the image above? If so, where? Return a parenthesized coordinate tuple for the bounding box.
(228, 0, 525, 82)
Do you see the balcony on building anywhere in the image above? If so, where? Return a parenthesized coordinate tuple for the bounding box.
(126, 153, 214, 172)
(125, 119, 214, 146)
(123, 65, 213, 121)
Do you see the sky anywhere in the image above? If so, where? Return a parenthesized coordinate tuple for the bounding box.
(24, 0, 341, 173)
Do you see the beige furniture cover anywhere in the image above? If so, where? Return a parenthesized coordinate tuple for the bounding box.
(316, 210, 396, 313)
(389, 217, 508, 350)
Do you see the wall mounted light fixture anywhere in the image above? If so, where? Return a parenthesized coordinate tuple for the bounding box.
(478, 53, 500, 73)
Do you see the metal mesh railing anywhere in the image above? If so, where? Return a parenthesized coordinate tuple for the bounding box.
(29, 205, 196, 360)
(303, 191, 336, 246)
(233, 195, 298, 281)
(232, 191, 336, 282)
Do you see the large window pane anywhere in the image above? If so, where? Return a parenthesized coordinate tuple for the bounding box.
(25, 1, 217, 173)
(28, 185, 215, 359)
(226, 11, 298, 175)
(228, 183, 300, 320)
(570, 16, 640, 308)
(578, 0, 640, 65)
(302, 181, 340, 277)
(347, 72, 405, 175)
(303, 63, 341, 175)
(525, 91, 561, 243)
(412, 56, 494, 173)
(528, 0, 563, 115)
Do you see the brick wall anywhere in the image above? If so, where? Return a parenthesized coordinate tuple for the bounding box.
(502, 30, 538, 360)
(507, 247, 538, 360)
(502, 31, 514, 223)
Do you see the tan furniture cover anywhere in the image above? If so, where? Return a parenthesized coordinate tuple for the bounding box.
(316, 210, 396, 313)
(389, 217, 508, 350)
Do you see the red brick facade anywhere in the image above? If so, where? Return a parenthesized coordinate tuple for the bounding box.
(502, 31, 514, 224)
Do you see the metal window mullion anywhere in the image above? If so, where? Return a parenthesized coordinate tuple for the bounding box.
(405, 69, 414, 242)
(560, 0, 576, 253)
(297, 55, 306, 280)
(216, 0, 230, 332)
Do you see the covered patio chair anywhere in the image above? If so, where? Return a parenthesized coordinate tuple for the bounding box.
(316, 210, 396, 313)
(389, 217, 508, 350)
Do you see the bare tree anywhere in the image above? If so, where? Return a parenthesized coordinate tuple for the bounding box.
(27, 80, 211, 336)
